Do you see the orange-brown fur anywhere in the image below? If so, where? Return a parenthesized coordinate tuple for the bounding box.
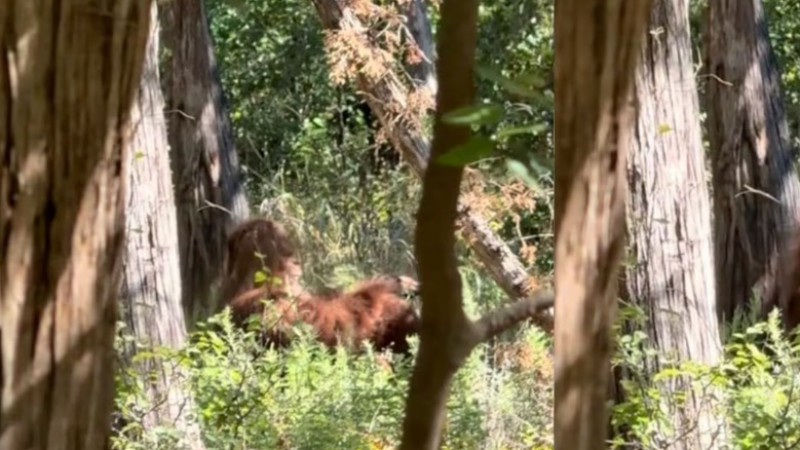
(756, 226, 800, 333)
(219, 218, 304, 307)
(229, 275, 420, 355)
(774, 231, 800, 332)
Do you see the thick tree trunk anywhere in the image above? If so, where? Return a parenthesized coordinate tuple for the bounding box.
(119, 5, 205, 449)
(624, 0, 727, 447)
(705, 0, 800, 327)
(311, 0, 553, 331)
(553, 1, 651, 449)
(163, 0, 251, 327)
(0, 1, 151, 449)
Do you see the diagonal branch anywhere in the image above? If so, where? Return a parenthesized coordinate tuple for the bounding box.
(473, 290, 554, 342)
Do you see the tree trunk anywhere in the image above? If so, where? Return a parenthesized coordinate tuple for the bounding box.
(705, 0, 800, 327)
(163, 0, 251, 327)
(0, 2, 151, 449)
(624, 0, 727, 447)
(119, 4, 205, 448)
(311, 0, 553, 331)
(553, 1, 651, 449)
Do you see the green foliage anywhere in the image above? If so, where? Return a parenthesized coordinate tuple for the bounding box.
(765, 0, 800, 144)
(611, 308, 800, 450)
(112, 321, 196, 450)
(186, 312, 411, 449)
(113, 280, 555, 449)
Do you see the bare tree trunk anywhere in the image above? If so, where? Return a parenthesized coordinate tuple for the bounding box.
(163, 0, 251, 327)
(0, 2, 151, 449)
(705, 0, 800, 327)
(119, 4, 205, 448)
(553, 1, 651, 449)
(311, 0, 553, 331)
(624, 0, 727, 447)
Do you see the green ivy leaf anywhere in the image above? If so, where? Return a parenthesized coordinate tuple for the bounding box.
(441, 104, 504, 126)
(437, 136, 495, 166)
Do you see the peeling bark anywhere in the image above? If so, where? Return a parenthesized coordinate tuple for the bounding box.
(163, 0, 251, 327)
(553, 1, 651, 449)
(624, 0, 727, 447)
(705, 0, 800, 326)
(119, 4, 205, 448)
(311, 0, 552, 331)
(0, 1, 152, 448)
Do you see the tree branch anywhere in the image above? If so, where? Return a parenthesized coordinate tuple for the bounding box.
(473, 290, 554, 342)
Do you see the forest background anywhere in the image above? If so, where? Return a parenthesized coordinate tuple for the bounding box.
(6, 0, 800, 449)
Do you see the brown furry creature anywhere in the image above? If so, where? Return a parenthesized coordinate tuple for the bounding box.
(219, 218, 304, 307)
(228, 275, 420, 355)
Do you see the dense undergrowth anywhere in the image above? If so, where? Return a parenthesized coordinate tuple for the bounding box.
(112, 277, 555, 450)
(112, 300, 800, 450)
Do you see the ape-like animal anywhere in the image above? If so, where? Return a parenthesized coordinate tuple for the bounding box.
(228, 275, 421, 355)
(219, 217, 304, 307)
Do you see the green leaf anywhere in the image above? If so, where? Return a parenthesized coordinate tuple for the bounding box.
(311, 116, 327, 128)
(475, 65, 542, 99)
(437, 136, 495, 166)
(505, 159, 541, 191)
(495, 122, 548, 139)
(441, 104, 504, 126)
(254, 270, 268, 284)
(134, 150, 145, 160)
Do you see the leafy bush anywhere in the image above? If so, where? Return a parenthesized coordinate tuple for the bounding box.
(611, 309, 800, 450)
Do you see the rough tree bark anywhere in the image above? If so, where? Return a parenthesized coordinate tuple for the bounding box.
(705, 0, 800, 326)
(0, 1, 152, 449)
(119, 4, 205, 448)
(395, 1, 553, 448)
(311, 0, 553, 331)
(163, 0, 251, 327)
(624, 0, 727, 447)
(553, 1, 651, 449)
